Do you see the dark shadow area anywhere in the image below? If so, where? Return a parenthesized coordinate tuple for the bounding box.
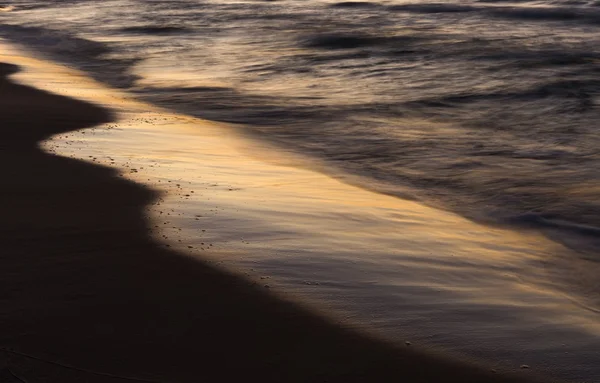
(120, 25, 190, 35)
(329, 1, 383, 8)
(0, 63, 540, 382)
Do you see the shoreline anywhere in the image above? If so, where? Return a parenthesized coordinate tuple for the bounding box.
(0, 51, 541, 382)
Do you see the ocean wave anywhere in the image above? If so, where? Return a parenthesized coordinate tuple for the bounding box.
(406, 79, 599, 111)
(387, 3, 600, 25)
(472, 50, 600, 68)
(488, 7, 591, 22)
(302, 33, 425, 51)
(388, 3, 480, 13)
(0, 25, 139, 88)
(0, 24, 109, 57)
(329, 1, 382, 8)
(303, 34, 385, 50)
(120, 25, 190, 35)
(509, 214, 600, 258)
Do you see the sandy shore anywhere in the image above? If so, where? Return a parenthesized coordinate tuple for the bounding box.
(0, 49, 550, 382)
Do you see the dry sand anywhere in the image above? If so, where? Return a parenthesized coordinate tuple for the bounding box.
(0, 54, 547, 382)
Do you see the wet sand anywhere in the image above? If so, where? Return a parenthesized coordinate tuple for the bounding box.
(0, 54, 545, 382)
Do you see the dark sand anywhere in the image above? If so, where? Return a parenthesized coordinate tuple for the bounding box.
(0, 62, 540, 382)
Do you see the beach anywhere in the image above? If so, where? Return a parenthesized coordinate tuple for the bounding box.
(0, 45, 558, 382)
(2, 37, 600, 381)
(3, 0, 600, 380)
